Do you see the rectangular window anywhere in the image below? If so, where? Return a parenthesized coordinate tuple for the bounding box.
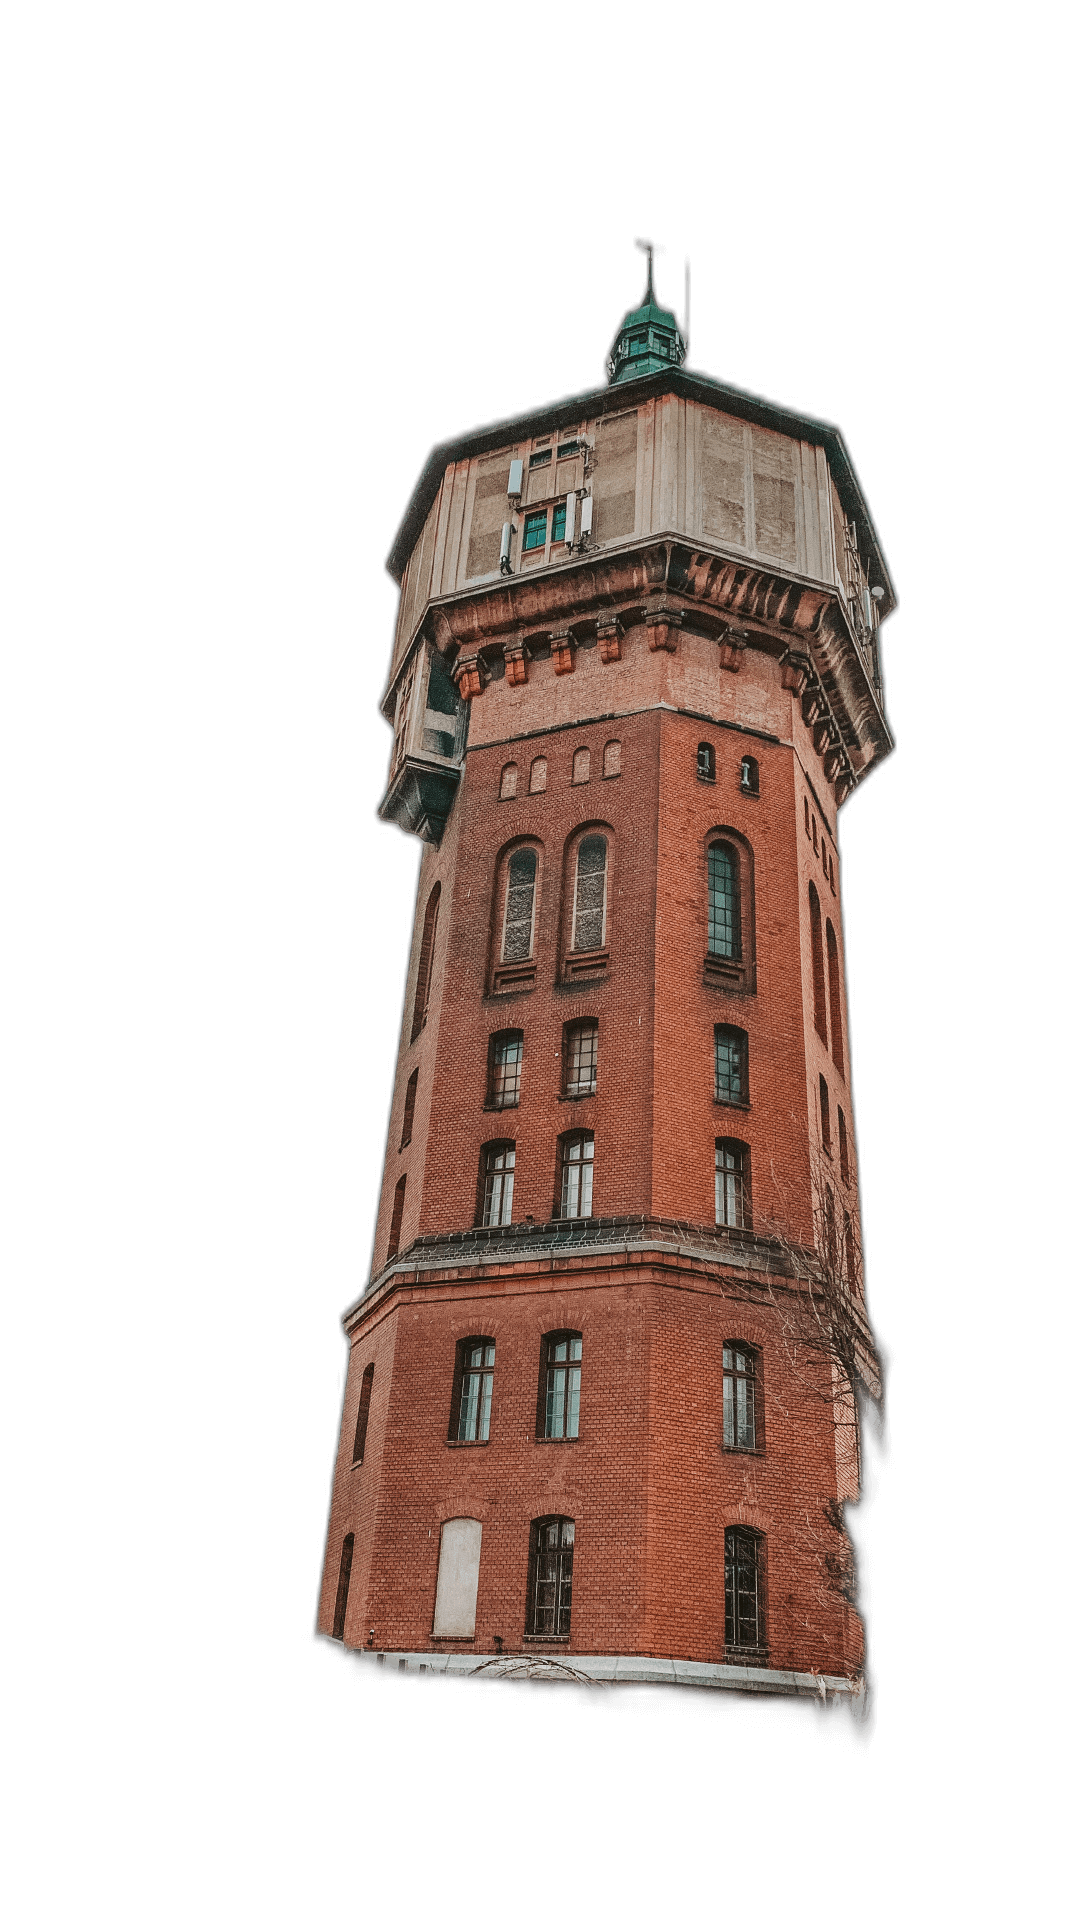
(559, 1135, 594, 1218)
(481, 1144, 515, 1226)
(529, 448, 552, 470)
(723, 1345, 757, 1450)
(819, 1075, 832, 1152)
(527, 1517, 574, 1636)
(557, 440, 579, 459)
(715, 1027, 747, 1105)
(708, 843, 739, 959)
(455, 1341, 495, 1443)
(564, 1021, 598, 1097)
(715, 1141, 748, 1229)
(838, 1109, 850, 1184)
(489, 1032, 523, 1108)
(725, 1528, 763, 1650)
(551, 501, 567, 543)
(543, 1336, 582, 1439)
(523, 509, 548, 551)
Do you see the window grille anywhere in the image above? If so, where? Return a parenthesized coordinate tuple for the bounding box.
(529, 756, 547, 793)
(541, 1335, 582, 1439)
(481, 1143, 515, 1226)
(819, 1075, 832, 1152)
(489, 1031, 523, 1108)
(602, 739, 621, 779)
(500, 761, 518, 800)
(387, 1175, 406, 1260)
(331, 1533, 354, 1641)
(501, 849, 537, 963)
(698, 741, 716, 781)
(559, 1135, 594, 1219)
(724, 1527, 763, 1650)
(572, 746, 591, 785)
(826, 921, 844, 1076)
(527, 1516, 575, 1636)
(714, 1026, 747, 1105)
(809, 882, 827, 1040)
(708, 844, 738, 958)
(564, 1020, 598, 1097)
(410, 884, 441, 1041)
(723, 1345, 757, 1449)
(400, 1069, 418, 1149)
(454, 1341, 495, 1443)
(572, 836, 607, 951)
(523, 509, 547, 551)
(715, 1140, 749, 1229)
(352, 1363, 375, 1464)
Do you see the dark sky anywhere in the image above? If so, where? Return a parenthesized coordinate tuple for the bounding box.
(257, 214, 960, 1782)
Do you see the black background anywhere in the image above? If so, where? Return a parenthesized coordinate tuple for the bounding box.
(251, 218, 956, 1790)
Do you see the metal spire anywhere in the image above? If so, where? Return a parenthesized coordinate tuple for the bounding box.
(635, 237, 655, 303)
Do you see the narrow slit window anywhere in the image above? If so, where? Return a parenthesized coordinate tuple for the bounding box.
(331, 1533, 354, 1641)
(708, 844, 739, 959)
(724, 1527, 763, 1650)
(501, 848, 537, 963)
(820, 1075, 832, 1152)
(723, 1345, 757, 1450)
(826, 921, 844, 1077)
(387, 1175, 406, 1261)
(572, 836, 607, 951)
(838, 1109, 850, 1185)
(809, 882, 827, 1040)
(715, 1140, 749, 1229)
(352, 1362, 375, 1464)
(400, 1069, 418, 1149)
(410, 883, 441, 1041)
(480, 1142, 515, 1227)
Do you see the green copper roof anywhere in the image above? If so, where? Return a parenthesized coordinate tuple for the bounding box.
(607, 254, 686, 384)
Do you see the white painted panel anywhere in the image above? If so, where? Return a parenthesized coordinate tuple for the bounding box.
(432, 1518, 482, 1637)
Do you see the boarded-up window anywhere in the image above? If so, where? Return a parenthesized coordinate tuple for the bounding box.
(502, 849, 537, 963)
(465, 455, 512, 579)
(432, 1518, 482, 1638)
(701, 413, 746, 547)
(500, 762, 518, 800)
(751, 428, 798, 565)
(529, 756, 547, 793)
(572, 747, 590, 785)
(602, 740, 621, 779)
(591, 412, 638, 545)
(572, 836, 607, 951)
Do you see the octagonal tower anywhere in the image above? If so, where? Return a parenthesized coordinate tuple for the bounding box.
(320, 271, 893, 1695)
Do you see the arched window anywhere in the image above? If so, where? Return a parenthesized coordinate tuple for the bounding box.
(563, 1019, 598, 1097)
(352, 1362, 374, 1464)
(400, 1068, 418, 1149)
(819, 1075, 832, 1151)
(387, 1175, 406, 1261)
(602, 739, 622, 779)
(538, 1334, 582, 1439)
(708, 844, 739, 960)
(723, 1344, 759, 1450)
(804, 796, 811, 837)
(739, 754, 759, 796)
(558, 1133, 594, 1219)
(499, 761, 518, 800)
(501, 848, 537, 963)
(450, 1339, 495, 1443)
(698, 741, 716, 781)
(572, 836, 607, 951)
(826, 920, 844, 1076)
(809, 882, 827, 1041)
(479, 1141, 515, 1226)
(714, 1025, 748, 1105)
(331, 1533, 354, 1641)
(529, 755, 547, 793)
(526, 1516, 575, 1637)
(715, 1139, 749, 1229)
(410, 882, 441, 1042)
(572, 746, 591, 785)
(838, 1108, 850, 1185)
(487, 1030, 523, 1108)
(724, 1526, 764, 1651)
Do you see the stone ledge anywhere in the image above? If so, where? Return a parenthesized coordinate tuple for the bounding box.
(363, 1647, 857, 1698)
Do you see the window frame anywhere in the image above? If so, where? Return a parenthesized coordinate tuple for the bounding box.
(562, 1018, 599, 1099)
(739, 754, 759, 796)
(563, 828, 611, 980)
(331, 1532, 354, 1642)
(387, 1174, 406, 1262)
(400, 1067, 418, 1149)
(722, 1342, 762, 1453)
(556, 1131, 594, 1220)
(724, 1525, 766, 1656)
(486, 1029, 524, 1110)
(715, 1137, 750, 1230)
(698, 741, 716, 782)
(536, 1332, 584, 1442)
(525, 1515, 576, 1639)
(410, 882, 441, 1042)
(714, 1024, 749, 1108)
(489, 839, 542, 994)
(703, 830, 755, 992)
(478, 1139, 516, 1228)
(448, 1337, 496, 1445)
(352, 1361, 375, 1465)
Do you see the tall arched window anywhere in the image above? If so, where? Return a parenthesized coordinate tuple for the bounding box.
(708, 844, 739, 960)
(499, 761, 518, 800)
(387, 1174, 406, 1262)
(352, 1362, 374, 1464)
(809, 882, 827, 1041)
(724, 1526, 764, 1652)
(572, 747, 591, 785)
(602, 739, 621, 779)
(529, 756, 547, 793)
(410, 882, 441, 1042)
(479, 1141, 515, 1226)
(331, 1533, 354, 1641)
(501, 848, 538, 962)
(572, 835, 607, 951)
(826, 920, 844, 1077)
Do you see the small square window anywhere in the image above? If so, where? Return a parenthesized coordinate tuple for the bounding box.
(523, 510, 547, 552)
(529, 448, 552, 470)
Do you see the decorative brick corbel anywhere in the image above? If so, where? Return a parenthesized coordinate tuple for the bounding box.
(718, 628, 747, 673)
(823, 745, 845, 783)
(596, 615, 624, 664)
(780, 648, 811, 695)
(813, 715, 839, 759)
(802, 683, 829, 728)
(503, 640, 528, 687)
(834, 769, 857, 805)
(451, 654, 485, 701)
(645, 602, 682, 653)
(551, 629, 576, 676)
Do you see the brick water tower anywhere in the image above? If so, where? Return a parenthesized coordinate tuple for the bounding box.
(320, 258, 893, 1695)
